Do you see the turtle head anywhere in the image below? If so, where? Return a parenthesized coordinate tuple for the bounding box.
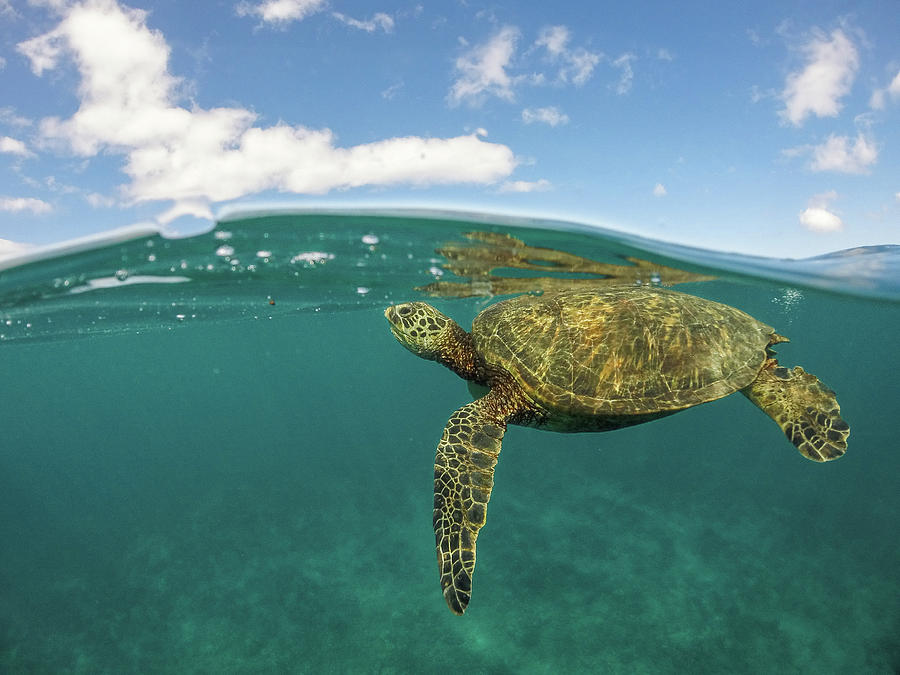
(384, 302, 462, 362)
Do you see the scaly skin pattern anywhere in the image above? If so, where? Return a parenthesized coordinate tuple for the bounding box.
(433, 394, 504, 615)
(741, 360, 849, 461)
(432, 379, 535, 615)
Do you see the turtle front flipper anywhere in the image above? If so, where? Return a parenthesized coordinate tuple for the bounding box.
(434, 393, 507, 615)
(741, 360, 849, 461)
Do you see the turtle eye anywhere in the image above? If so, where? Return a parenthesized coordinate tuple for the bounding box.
(398, 306, 412, 317)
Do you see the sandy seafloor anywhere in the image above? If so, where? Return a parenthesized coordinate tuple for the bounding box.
(1, 217, 898, 673)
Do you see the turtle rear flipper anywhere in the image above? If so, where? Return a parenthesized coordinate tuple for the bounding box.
(741, 361, 849, 461)
(434, 394, 507, 615)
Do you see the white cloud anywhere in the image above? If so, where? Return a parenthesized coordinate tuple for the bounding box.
(332, 12, 394, 33)
(0, 197, 53, 214)
(535, 25, 601, 86)
(17, 26, 65, 76)
(448, 24, 602, 106)
(657, 48, 674, 61)
(870, 69, 900, 109)
(0, 136, 32, 156)
(236, 0, 325, 24)
(799, 207, 842, 232)
(85, 192, 117, 207)
(0, 238, 32, 262)
(611, 53, 635, 94)
(448, 26, 520, 106)
(521, 106, 568, 127)
(0, 107, 33, 128)
(566, 48, 602, 86)
(780, 29, 859, 126)
(889, 70, 900, 96)
(652, 183, 666, 197)
(381, 81, 403, 100)
(809, 133, 877, 173)
(156, 197, 213, 225)
(18, 1, 517, 207)
(799, 191, 842, 232)
(498, 178, 551, 193)
(535, 26, 569, 57)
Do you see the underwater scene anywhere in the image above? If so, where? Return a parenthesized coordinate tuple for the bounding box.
(1, 210, 898, 673)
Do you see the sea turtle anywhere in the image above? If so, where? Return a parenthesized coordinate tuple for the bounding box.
(384, 286, 849, 615)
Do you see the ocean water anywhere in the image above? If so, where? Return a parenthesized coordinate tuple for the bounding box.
(1, 210, 898, 673)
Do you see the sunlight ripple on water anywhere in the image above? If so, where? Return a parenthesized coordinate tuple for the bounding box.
(0, 209, 897, 345)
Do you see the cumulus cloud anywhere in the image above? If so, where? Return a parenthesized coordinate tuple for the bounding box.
(498, 178, 551, 193)
(809, 133, 877, 173)
(0, 136, 32, 156)
(18, 1, 517, 209)
(799, 191, 843, 232)
(799, 207, 842, 232)
(448, 26, 520, 106)
(0, 197, 53, 214)
(786, 133, 878, 173)
(652, 183, 666, 197)
(521, 106, 568, 126)
(332, 12, 394, 33)
(780, 29, 859, 126)
(235, 0, 326, 25)
(870, 68, 900, 109)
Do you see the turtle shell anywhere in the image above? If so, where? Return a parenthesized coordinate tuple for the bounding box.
(471, 286, 776, 417)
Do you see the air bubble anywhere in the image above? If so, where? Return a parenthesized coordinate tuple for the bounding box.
(361, 234, 379, 245)
(290, 251, 334, 265)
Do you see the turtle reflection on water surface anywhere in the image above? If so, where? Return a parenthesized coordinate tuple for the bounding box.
(385, 286, 850, 615)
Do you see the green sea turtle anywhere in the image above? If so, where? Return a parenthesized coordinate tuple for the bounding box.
(384, 286, 849, 615)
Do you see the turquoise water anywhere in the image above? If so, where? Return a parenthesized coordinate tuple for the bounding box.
(1, 211, 898, 672)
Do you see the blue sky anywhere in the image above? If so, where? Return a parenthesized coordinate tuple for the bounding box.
(0, 0, 898, 259)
